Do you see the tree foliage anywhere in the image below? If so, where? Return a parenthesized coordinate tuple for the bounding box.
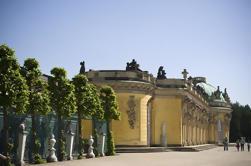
(21, 58, 50, 163)
(100, 86, 120, 123)
(89, 84, 104, 120)
(48, 67, 76, 161)
(72, 74, 103, 158)
(72, 74, 103, 119)
(21, 58, 50, 115)
(48, 67, 76, 117)
(99, 86, 120, 156)
(230, 102, 251, 142)
(0, 44, 29, 113)
(0, 44, 29, 164)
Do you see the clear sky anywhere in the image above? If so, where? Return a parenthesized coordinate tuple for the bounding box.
(1, 0, 250, 106)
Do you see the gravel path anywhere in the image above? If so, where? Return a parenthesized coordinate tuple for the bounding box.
(38, 147, 251, 166)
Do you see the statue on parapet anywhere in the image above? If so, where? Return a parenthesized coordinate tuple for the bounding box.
(80, 61, 85, 74)
(126, 59, 141, 71)
(223, 88, 230, 103)
(215, 86, 221, 99)
(182, 69, 189, 80)
(157, 66, 166, 79)
(211, 86, 221, 100)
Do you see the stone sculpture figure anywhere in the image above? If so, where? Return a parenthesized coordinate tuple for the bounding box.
(65, 121, 72, 134)
(182, 69, 189, 80)
(214, 86, 221, 99)
(187, 76, 193, 85)
(16, 118, 28, 166)
(126, 62, 130, 70)
(126, 59, 141, 71)
(65, 121, 75, 160)
(47, 134, 58, 162)
(127, 96, 136, 129)
(87, 135, 95, 158)
(19, 118, 25, 133)
(196, 85, 204, 96)
(223, 88, 230, 103)
(80, 61, 85, 74)
(210, 86, 221, 101)
(157, 66, 166, 79)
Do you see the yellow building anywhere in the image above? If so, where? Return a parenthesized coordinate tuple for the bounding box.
(83, 60, 232, 147)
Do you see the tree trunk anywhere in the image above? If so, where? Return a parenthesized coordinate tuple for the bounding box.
(57, 114, 63, 161)
(106, 120, 110, 134)
(3, 107, 8, 156)
(78, 110, 82, 156)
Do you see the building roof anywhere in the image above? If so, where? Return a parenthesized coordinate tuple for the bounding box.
(196, 82, 226, 102)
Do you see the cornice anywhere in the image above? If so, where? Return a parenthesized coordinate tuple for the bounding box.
(90, 80, 155, 95)
(210, 107, 232, 114)
(89, 77, 232, 112)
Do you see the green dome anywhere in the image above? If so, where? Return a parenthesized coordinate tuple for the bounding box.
(196, 82, 226, 102)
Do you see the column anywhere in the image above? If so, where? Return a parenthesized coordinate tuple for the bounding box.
(193, 122, 196, 145)
(182, 123, 185, 145)
(184, 124, 187, 145)
(188, 121, 192, 145)
(208, 114, 215, 144)
(203, 127, 206, 144)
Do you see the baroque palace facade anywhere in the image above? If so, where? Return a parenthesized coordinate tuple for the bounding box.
(82, 59, 232, 146)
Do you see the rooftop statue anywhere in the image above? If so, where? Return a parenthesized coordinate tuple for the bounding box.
(157, 66, 166, 79)
(223, 88, 230, 103)
(126, 59, 141, 71)
(215, 86, 221, 99)
(196, 85, 204, 94)
(80, 61, 85, 74)
(182, 69, 189, 80)
(211, 86, 221, 100)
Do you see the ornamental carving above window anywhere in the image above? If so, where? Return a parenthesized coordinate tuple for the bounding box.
(127, 96, 136, 129)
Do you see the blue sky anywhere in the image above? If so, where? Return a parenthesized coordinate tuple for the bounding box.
(1, 0, 250, 106)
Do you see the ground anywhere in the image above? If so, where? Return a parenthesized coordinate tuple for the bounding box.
(39, 147, 251, 166)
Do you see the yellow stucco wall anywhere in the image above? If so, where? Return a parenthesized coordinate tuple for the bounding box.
(111, 93, 151, 146)
(209, 124, 215, 142)
(218, 113, 224, 120)
(152, 97, 182, 145)
(82, 119, 93, 139)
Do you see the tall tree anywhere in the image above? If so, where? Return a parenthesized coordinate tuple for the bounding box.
(230, 103, 241, 142)
(230, 102, 251, 142)
(48, 67, 76, 161)
(240, 105, 251, 141)
(89, 84, 104, 120)
(21, 58, 50, 163)
(99, 86, 120, 155)
(72, 74, 104, 158)
(87, 84, 104, 157)
(0, 45, 29, 159)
